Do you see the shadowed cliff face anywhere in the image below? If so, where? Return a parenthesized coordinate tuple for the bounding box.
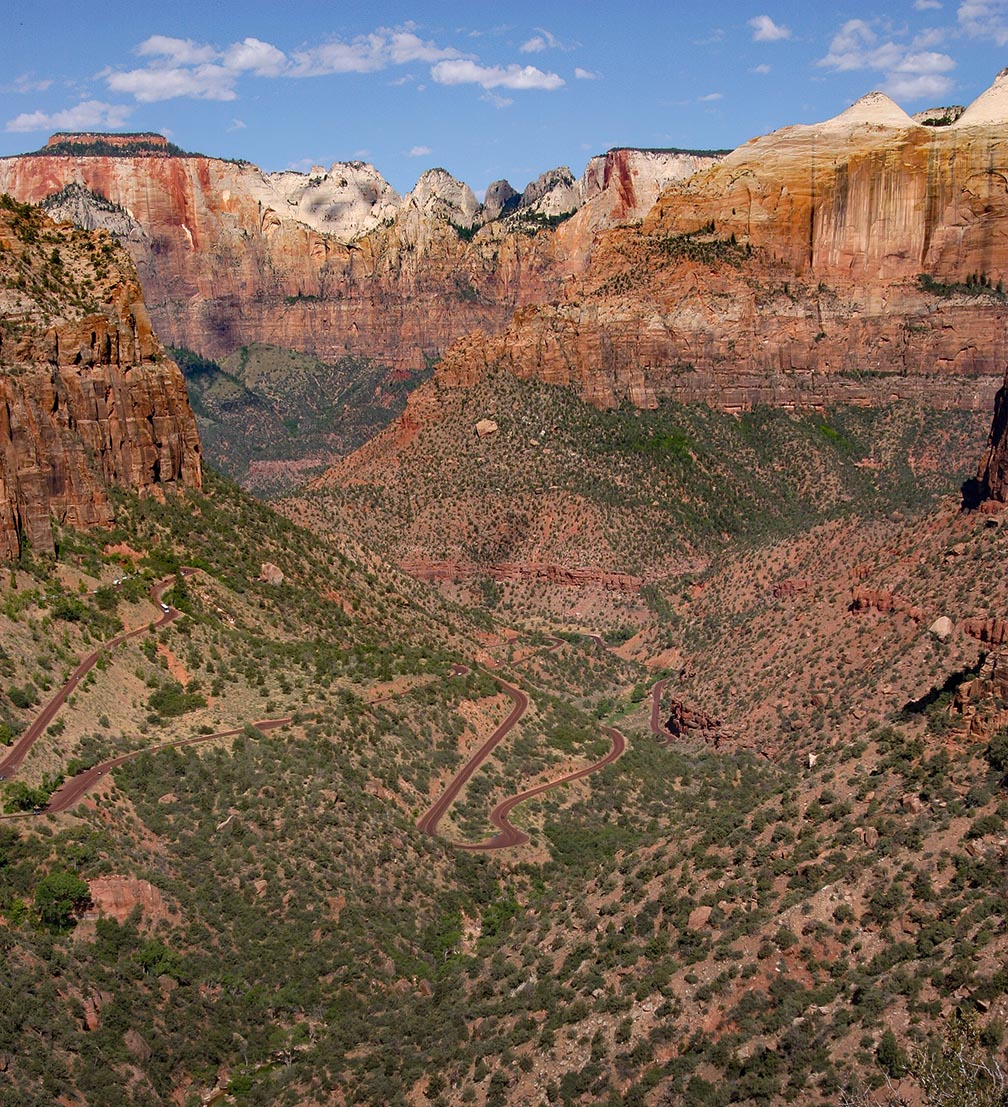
(0, 199, 201, 559)
(977, 379, 1008, 503)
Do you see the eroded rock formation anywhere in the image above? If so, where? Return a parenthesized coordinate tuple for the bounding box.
(436, 80, 1008, 414)
(0, 139, 718, 369)
(0, 199, 201, 559)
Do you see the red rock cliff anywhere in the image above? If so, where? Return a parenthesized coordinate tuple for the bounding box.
(0, 153, 565, 368)
(0, 198, 201, 559)
(437, 89, 1008, 413)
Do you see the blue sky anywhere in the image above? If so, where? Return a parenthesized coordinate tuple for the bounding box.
(2, 1, 1007, 195)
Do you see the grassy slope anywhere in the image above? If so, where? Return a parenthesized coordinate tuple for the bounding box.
(0, 405, 1004, 1107)
(294, 373, 987, 577)
(174, 343, 432, 496)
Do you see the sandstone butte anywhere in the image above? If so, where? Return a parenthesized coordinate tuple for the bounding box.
(0, 200, 201, 560)
(433, 79, 1008, 415)
(0, 142, 716, 371)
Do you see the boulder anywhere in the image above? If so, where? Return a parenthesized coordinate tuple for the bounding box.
(929, 616, 954, 640)
(260, 562, 285, 585)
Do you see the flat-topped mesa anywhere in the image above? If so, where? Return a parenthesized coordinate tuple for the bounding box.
(0, 199, 201, 559)
(43, 132, 173, 154)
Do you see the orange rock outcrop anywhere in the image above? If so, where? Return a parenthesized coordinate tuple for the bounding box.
(0, 201, 201, 559)
(437, 87, 1008, 413)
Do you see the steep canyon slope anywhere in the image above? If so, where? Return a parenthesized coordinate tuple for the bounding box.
(0, 197, 201, 559)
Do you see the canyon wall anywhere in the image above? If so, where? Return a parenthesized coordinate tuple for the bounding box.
(437, 86, 1008, 413)
(0, 199, 201, 559)
(0, 144, 716, 369)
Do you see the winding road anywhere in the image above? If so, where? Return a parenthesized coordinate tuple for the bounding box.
(416, 680, 528, 838)
(649, 677, 669, 741)
(455, 725, 626, 851)
(0, 576, 181, 781)
(44, 718, 291, 813)
(4, 574, 629, 847)
(417, 664, 627, 851)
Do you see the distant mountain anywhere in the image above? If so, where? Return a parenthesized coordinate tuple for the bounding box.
(0, 135, 719, 370)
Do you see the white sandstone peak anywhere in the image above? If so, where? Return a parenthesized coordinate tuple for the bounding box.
(406, 168, 480, 228)
(955, 67, 1008, 127)
(818, 91, 917, 131)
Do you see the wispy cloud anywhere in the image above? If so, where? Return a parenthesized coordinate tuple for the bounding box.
(3, 73, 52, 94)
(958, 0, 1008, 44)
(408, 144, 432, 157)
(915, 0, 943, 8)
(752, 63, 772, 74)
(431, 59, 564, 90)
(574, 67, 598, 80)
(748, 15, 792, 42)
(699, 92, 723, 101)
(481, 91, 514, 108)
(6, 99, 132, 133)
(818, 19, 955, 100)
(520, 28, 569, 53)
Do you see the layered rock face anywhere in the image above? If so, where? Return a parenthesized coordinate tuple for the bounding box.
(435, 83, 1008, 413)
(0, 199, 201, 559)
(0, 141, 717, 369)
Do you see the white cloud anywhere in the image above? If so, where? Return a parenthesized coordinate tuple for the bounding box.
(228, 118, 247, 131)
(103, 25, 566, 105)
(431, 59, 564, 90)
(481, 91, 513, 108)
(138, 35, 218, 66)
(885, 72, 955, 98)
(520, 35, 548, 53)
(408, 144, 432, 157)
(4, 73, 52, 94)
(958, 0, 1008, 43)
(388, 31, 461, 65)
(574, 67, 597, 80)
(915, 0, 943, 8)
(748, 15, 791, 41)
(6, 99, 132, 133)
(752, 63, 772, 74)
(291, 28, 462, 77)
(105, 63, 238, 102)
(913, 27, 949, 47)
(699, 92, 723, 101)
(223, 37, 288, 77)
(818, 19, 955, 99)
(102, 26, 465, 100)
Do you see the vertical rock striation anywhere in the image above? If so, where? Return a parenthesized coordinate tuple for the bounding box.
(0, 198, 201, 559)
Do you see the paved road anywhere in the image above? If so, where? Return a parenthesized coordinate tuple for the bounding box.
(456, 725, 626, 851)
(416, 680, 528, 838)
(0, 576, 180, 780)
(649, 677, 669, 740)
(45, 718, 291, 813)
